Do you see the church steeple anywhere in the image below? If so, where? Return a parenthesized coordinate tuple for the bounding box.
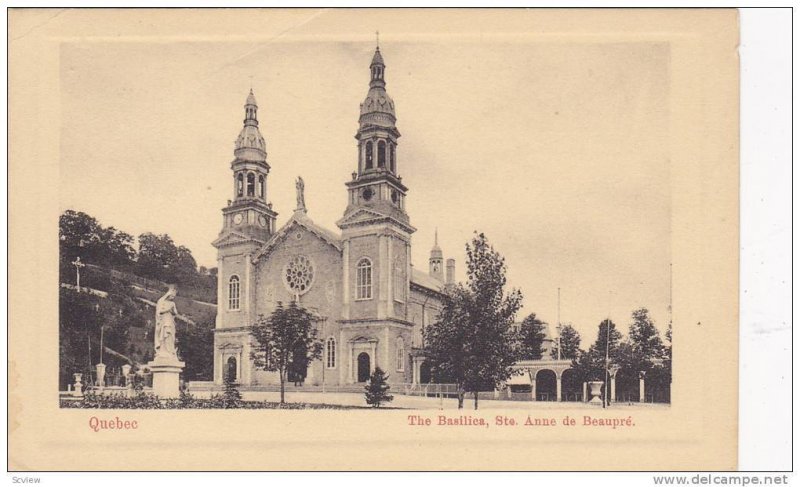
(337, 43, 415, 325)
(215, 88, 277, 246)
(356, 44, 400, 177)
(429, 229, 444, 281)
(340, 43, 411, 233)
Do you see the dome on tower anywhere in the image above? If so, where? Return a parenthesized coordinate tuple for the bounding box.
(234, 89, 267, 162)
(359, 47, 396, 128)
(235, 125, 266, 156)
(360, 88, 396, 119)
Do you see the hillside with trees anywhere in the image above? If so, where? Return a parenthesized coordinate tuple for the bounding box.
(58, 210, 216, 389)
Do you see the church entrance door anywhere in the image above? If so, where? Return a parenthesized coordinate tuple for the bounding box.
(226, 356, 237, 382)
(357, 352, 371, 382)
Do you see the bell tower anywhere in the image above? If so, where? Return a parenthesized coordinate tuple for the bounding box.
(337, 43, 416, 323)
(342, 45, 410, 222)
(213, 89, 277, 333)
(218, 89, 277, 240)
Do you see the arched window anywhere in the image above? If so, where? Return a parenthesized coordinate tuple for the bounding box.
(237, 173, 244, 197)
(326, 337, 336, 369)
(356, 258, 372, 300)
(390, 144, 396, 173)
(378, 140, 386, 168)
(365, 141, 374, 169)
(396, 338, 405, 371)
(258, 175, 265, 199)
(228, 275, 240, 310)
(246, 173, 255, 197)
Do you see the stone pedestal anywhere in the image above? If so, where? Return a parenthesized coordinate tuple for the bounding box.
(95, 363, 106, 388)
(147, 357, 185, 399)
(588, 381, 604, 405)
(121, 364, 132, 382)
(73, 373, 83, 397)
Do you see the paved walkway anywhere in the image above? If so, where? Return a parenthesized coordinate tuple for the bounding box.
(204, 390, 669, 410)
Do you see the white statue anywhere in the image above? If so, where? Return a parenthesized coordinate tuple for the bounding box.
(295, 176, 306, 212)
(154, 285, 178, 359)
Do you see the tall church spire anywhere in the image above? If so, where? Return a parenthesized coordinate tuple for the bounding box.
(339, 43, 414, 233)
(357, 44, 399, 176)
(429, 229, 444, 281)
(215, 88, 277, 247)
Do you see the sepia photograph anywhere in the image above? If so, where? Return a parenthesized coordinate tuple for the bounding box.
(8, 7, 759, 472)
(57, 31, 673, 411)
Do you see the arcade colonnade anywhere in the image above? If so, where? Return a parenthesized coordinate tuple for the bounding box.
(514, 359, 647, 402)
(408, 357, 649, 403)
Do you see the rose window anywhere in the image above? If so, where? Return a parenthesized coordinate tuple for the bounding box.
(283, 255, 315, 295)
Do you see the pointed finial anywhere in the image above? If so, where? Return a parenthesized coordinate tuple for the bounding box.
(376, 30, 380, 49)
(431, 228, 442, 253)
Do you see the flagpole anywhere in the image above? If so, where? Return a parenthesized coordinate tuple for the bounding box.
(557, 287, 561, 360)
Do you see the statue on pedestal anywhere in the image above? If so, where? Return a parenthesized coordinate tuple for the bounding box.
(295, 176, 306, 213)
(154, 285, 178, 360)
(147, 284, 184, 398)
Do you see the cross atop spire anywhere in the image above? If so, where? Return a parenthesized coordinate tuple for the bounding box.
(429, 228, 444, 280)
(431, 228, 442, 254)
(376, 30, 380, 49)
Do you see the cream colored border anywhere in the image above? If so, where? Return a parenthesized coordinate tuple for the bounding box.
(8, 8, 738, 471)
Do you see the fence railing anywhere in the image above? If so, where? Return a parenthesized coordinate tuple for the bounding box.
(401, 383, 460, 397)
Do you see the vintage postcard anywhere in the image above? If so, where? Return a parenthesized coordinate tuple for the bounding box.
(9, 8, 739, 470)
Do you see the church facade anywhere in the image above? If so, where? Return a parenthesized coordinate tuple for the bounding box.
(210, 46, 454, 387)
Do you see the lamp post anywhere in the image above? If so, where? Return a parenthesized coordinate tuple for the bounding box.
(604, 319, 611, 409)
(95, 303, 106, 388)
(556, 288, 561, 360)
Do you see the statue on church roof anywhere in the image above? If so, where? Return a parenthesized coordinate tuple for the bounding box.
(296, 176, 306, 213)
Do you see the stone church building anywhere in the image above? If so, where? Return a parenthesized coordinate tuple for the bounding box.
(210, 46, 454, 388)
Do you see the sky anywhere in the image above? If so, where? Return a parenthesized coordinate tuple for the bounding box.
(59, 34, 671, 343)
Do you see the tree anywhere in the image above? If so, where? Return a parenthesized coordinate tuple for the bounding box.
(551, 323, 581, 360)
(136, 233, 198, 283)
(59, 210, 136, 281)
(625, 309, 670, 403)
(364, 367, 394, 408)
(627, 308, 665, 374)
(250, 301, 323, 403)
(518, 313, 546, 360)
(221, 365, 243, 408)
(177, 321, 214, 381)
(648, 319, 672, 403)
(424, 232, 523, 410)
